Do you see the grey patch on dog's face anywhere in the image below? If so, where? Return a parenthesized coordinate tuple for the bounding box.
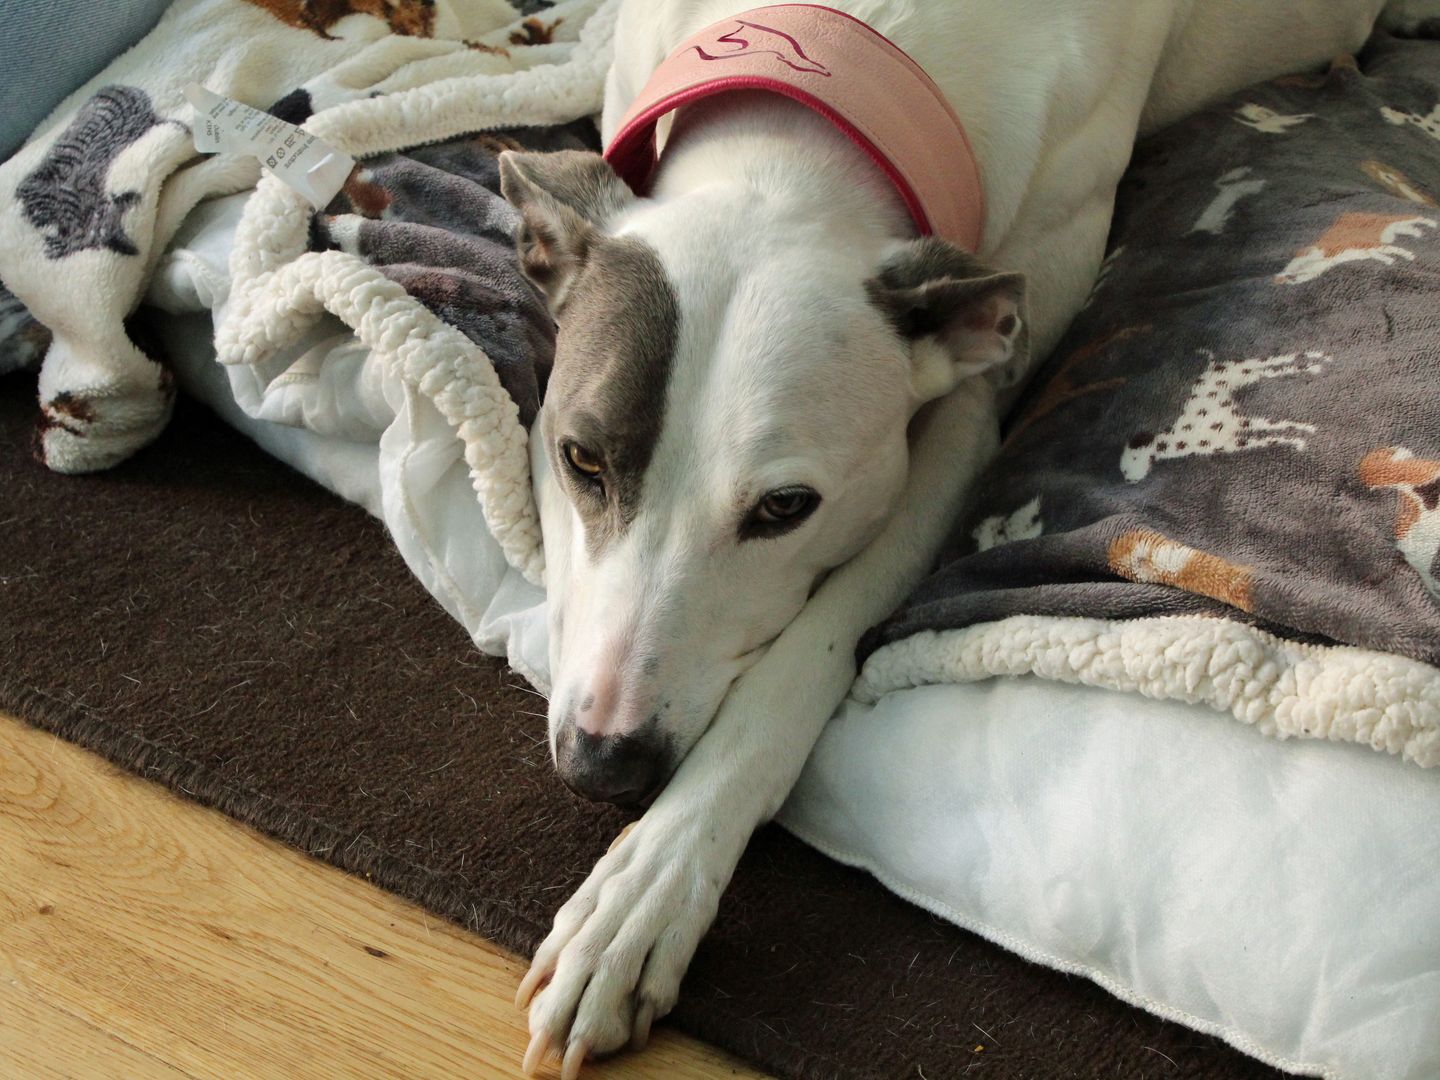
(541, 234, 679, 556)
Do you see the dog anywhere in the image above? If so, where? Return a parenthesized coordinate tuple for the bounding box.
(495, 1, 1424, 1073)
(1360, 446, 1440, 598)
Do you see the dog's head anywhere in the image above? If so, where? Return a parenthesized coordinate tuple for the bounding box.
(500, 150, 1024, 805)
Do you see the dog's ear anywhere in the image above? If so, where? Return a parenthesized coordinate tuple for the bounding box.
(498, 150, 637, 314)
(867, 238, 1027, 404)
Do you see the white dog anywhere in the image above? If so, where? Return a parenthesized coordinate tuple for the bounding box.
(497, 1, 1418, 1073)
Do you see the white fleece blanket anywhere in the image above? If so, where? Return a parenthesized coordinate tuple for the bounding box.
(0, 0, 568, 473)
(0, 0, 611, 671)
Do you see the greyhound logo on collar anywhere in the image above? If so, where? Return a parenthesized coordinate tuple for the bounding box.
(691, 20, 833, 75)
(605, 4, 985, 252)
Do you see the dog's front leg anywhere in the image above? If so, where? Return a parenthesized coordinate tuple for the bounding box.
(518, 380, 1001, 1077)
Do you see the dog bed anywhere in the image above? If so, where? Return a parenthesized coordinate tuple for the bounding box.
(0, 373, 1281, 1080)
(2, 2, 1439, 1076)
(137, 32, 1440, 1080)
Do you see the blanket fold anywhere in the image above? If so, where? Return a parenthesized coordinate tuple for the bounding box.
(0, 0, 598, 493)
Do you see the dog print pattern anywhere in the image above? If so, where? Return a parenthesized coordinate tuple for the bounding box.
(1381, 102, 1440, 140)
(1274, 211, 1438, 283)
(1107, 529, 1255, 612)
(1234, 103, 1313, 133)
(1189, 167, 1266, 235)
(973, 496, 1042, 552)
(1361, 448, 1440, 600)
(1121, 352, 1328, 481)
(1361, 159, 1437, 205)
(16, 86, 168, 259)
(243, 0, 439, 38)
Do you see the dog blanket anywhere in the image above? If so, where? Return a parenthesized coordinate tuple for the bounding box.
(312, 120, 599, 426)
(859, 34, 1440, 767)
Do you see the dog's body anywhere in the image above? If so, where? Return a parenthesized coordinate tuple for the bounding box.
(500, 1, 1412, 1073)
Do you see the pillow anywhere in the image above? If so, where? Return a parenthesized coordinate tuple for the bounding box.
(779, 677, 1440, 1079)
(0, 0, 173, 161)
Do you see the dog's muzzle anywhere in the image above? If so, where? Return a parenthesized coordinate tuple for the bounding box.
(555, 724, 669, 807)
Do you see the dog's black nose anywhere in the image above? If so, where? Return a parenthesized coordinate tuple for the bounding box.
(555, 724, 668, 806)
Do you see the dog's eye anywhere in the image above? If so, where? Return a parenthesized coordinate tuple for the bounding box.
(757, 489, 813, 522)
(743, 487, 820, 539)
(563, 441, 604, 482)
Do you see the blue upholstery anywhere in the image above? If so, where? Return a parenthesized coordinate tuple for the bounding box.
(0, 0, 173, 160)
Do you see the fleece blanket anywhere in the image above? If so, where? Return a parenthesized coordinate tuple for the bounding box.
(855, 34, 1440, 768)
(312, 120, 600, 427)
(0, 0, 626, 664)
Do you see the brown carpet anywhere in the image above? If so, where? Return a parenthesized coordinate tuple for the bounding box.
(0, 370, 1283, 1080)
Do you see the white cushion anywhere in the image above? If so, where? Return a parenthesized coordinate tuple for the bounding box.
(779, 677, 1440, 1079)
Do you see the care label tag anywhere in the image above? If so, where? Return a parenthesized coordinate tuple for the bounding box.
(184, 83, 355, 209)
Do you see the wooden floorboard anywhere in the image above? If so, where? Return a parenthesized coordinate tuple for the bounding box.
(0, 712, 769, 1080)
(0, 986, 191, 1080)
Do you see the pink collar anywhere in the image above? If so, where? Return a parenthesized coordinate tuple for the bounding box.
(604, 4, 985, 252)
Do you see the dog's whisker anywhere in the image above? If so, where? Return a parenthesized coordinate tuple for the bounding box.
(508, 680, 549, 701)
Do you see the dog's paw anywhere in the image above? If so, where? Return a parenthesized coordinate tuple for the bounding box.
(516, 813, 723, 1078)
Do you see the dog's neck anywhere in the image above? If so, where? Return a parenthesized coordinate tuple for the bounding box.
(646, 91, 916, 261)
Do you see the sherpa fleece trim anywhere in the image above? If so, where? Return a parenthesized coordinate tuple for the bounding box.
(854, 613, 1440, 767)
(217, 0, 620, 585)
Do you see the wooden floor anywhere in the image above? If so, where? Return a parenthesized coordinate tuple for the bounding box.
(0, 712, 769, 1080)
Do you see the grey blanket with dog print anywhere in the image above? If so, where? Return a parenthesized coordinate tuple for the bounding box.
(857, 31, 1440, 767)
(312, 121, 598, 427)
